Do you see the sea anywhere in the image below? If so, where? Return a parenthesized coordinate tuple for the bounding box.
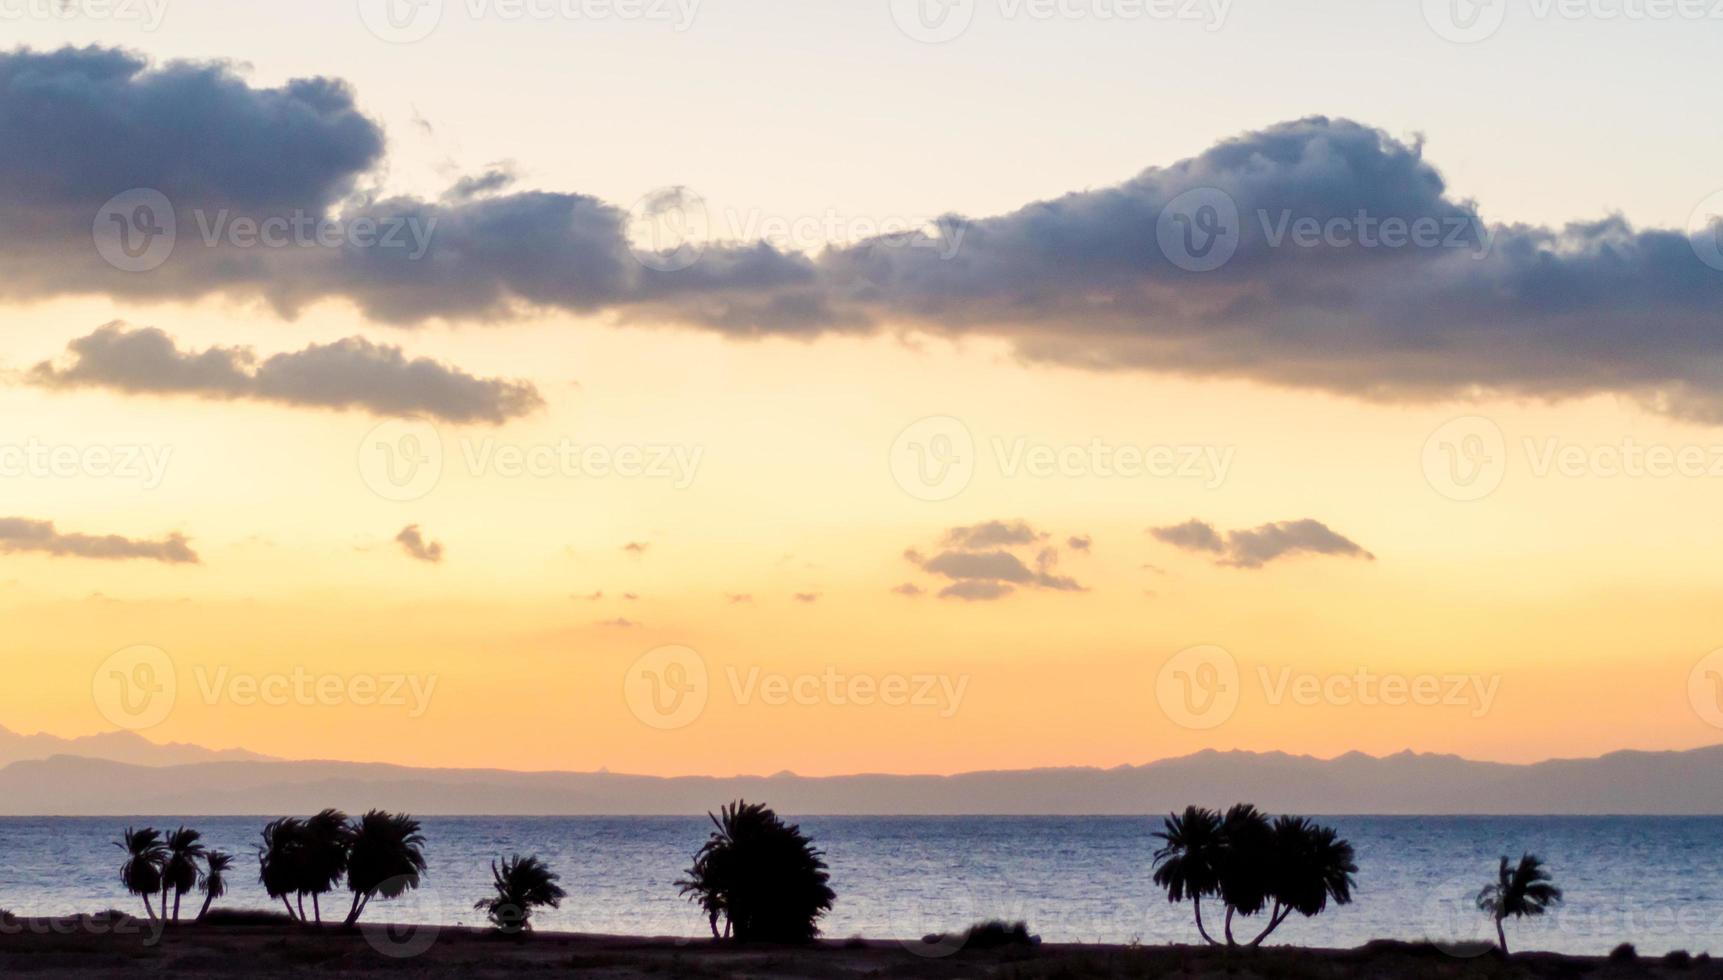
(2, 815, 1720, 957)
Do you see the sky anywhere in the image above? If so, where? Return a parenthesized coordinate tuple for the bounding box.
(1, 0, 1722, 776)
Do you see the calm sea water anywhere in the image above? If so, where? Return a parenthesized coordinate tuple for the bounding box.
(2, 816, 1719, 956)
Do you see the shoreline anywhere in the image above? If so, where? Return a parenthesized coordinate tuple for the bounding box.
(1, 915, 1716, 978)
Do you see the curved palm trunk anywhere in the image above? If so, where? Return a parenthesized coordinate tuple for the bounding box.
(280, 895, 298, 920)
(198, 892, 216, 922)
(1223, 907, 1236, 946)
(1192, 896, 1219, 945)
(1247, 902, 1291, 947)
(312, 892, 321, 924)
(344, 890, 365, 927)
(141, 892, 156, 922)
(297, 894, 307, 921)
(1496, 915, 1509, 955)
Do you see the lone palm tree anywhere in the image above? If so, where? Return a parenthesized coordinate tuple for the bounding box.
(116, 827, 167, 922)
(1151, 806, 1224, 945)
(161, 826, 207, 922)
(677, 800, 834, 943)
(343, 810, 428, 926)
(259, 817, 308, 920)
(196, 851, 234, 922)
(475, 855, 567, 933)
(1477, 854, 1563, 954)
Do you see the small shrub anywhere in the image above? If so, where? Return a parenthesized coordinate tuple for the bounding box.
(1664, 950, 1693, 968)
(1608, 943, 1638, 962)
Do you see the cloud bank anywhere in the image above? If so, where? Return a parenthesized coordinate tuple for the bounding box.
(0, 517, 198, 564)
(7, 48, 1723, 420)
(906, 520, 1088, 601)
(28, 324, 543, 423)
(395, 524, 444, 563)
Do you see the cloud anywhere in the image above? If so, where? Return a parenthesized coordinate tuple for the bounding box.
(1150, 518, 1374, 569)
(0, 517, 198, 564)
(623, 541, 650, 555)
(1149, 519, 1227, 554)
(904, 521, 1089, 601)
(394, 524, 444, 563)
(1067, 535, 1092, 552)
(15, 50, 1721, 422)
(891, 583, 924, 597)
(940, 519, 1045, 549)
(28, 324, 543, 423)
(724, 592, 753, 604)
(576, 590, 603, 601)
(793, 592, 822, 603)
(596, 618, 640, 628)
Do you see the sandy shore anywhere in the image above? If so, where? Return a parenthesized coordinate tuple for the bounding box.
(0, 914, 1715, 977)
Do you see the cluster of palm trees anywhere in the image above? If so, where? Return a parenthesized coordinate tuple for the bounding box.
(110, 800, 1563, 956)
(114, 827, 233, 924)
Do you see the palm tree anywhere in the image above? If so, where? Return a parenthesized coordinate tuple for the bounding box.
(1215, 804, 1274, 944)
(1477, 854, 1563, 954)
(302, 809, 352, 923)
(677, 800, 835, 943)
(196, 851, 234, 922)
(259, 817, 308, 920)
(115, 827, 167, 922)
(1245, 816, 1357, 946)
(343, 810, 428, 926)
(1151, 806, 1224, 945)
(474, 855, 567, 933)
(160, 826, 207, 923)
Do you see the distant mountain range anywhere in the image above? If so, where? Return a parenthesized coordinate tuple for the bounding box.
(0, 724, 272, 770)
(2, 728, 1721, 815)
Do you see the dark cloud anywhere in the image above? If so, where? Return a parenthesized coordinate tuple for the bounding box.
(395, 524, 443, 563)
(28, 323, 542, 423)
(1067, 535, 1092, 552)
(13, 50, 1720, 420)
(1150, 518, 1374, 569)
(0, 517, 198, 564)
(904, 521, 1088, 601)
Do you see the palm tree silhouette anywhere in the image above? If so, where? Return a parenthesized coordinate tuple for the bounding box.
(1245, 816, 1357, 946)
(343, 810, 428, 926)
(1215, 804, 1273, 944)
(1476, 853, 1563, 954)
(677, 800, 834, 943)
(160, 826, 207, 923)
(302, 809, 352, 923)
(115, 827, 167, 922)
(1151, 805, 1224, 945)
(196, 851, 233, 922)
(258, 817, 309, 920)
(474, 854, 567, 933)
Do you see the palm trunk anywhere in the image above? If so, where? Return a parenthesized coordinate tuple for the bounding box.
(312, 892, 321, 924)
(1248, 902, 1290, 947)
(142, 892, 156, 922)
(1192, 896, 1219, 945)
(280, 895, 296, 919)
(198, 892, 215, 922)
(1224, 906, 1236, 946)
(173, 891, 182, 922)
(344, 891, 365, 927)
(1496, 915, 1508, 955)
(297, 894, 307, 921)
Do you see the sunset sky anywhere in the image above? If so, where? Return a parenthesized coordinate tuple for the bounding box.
(3, 0, 1722, 776)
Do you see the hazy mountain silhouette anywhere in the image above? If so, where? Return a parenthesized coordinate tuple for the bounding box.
(4, 743, 1722, 815)
(0, 724, 272, 769)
